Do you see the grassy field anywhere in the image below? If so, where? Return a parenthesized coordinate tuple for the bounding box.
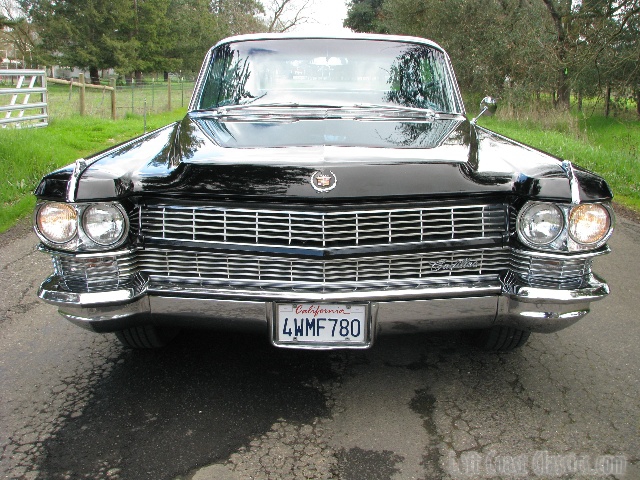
(46, 81, 196, 119)
(0, 109, 186, 233)
(479, 110, 640, 211)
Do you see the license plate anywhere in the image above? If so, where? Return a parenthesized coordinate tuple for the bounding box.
(273, 303, 369, 348)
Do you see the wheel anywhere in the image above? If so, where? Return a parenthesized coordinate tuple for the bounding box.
(469, 326, 531, 352)
(114, 325, 180, 349)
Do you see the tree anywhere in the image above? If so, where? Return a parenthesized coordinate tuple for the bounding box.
(344, 0, 640, 112)
(19, 0, 138, 81)
(344, 0, 386, 33)
(263, 0, 312, 32)
(17, 0, 272, 79)
(211, 0, 266, 36)
(369, 0, 553, 100)
(108, 0, 181, 80)
(1, 0, 38, 67)
(164, 0, 225, 72)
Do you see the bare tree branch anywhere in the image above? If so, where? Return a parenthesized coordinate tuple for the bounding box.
(263, 0, 313, 33)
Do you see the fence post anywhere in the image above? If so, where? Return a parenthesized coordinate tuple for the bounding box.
(131, 79, 135, 115)
(110, 78, 117, 120)
(167, 78, 172, 111)
(79, 74, 86, 116)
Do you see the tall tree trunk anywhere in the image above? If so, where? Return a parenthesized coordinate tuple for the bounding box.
(604, 84, 612, 117)
(557, 67, 570, 110)
(577, 90, 583, 111)
(541, 0, 572, 110)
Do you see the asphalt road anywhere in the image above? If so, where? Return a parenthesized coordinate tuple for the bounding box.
(1, 212, 638, 480)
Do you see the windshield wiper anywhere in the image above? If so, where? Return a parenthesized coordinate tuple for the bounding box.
(193, 102, 440, 122)
(340, 103, 437, 121)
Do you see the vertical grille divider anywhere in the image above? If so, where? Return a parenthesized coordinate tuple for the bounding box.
(192, 210, 196, 241)
(322, 214, 326, 248)
(162, 207, 166, 239)
(223, 210, 227, 243)
(255, 211, 259, 244)
(451, 210, 455, 239)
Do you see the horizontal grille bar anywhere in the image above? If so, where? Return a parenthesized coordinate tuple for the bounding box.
(140, 203, 506, 250)
(51, 247, 593, 293)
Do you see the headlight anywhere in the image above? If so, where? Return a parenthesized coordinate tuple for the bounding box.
(82, 204, 127, 246)
(36, 203, 77, 244)
(568, 204, 611, 245)
(517, 202, 564, 246)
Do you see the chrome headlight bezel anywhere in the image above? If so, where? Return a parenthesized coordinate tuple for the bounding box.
(34, 201, 130, 252)
(516, 202, 564, 247)
(517, 201, 614, 252)
(567, 203, 613, 247)
(35, 202, 78, 245)
(81, 203, 128, 246)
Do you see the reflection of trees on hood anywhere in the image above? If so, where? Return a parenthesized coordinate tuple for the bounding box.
(384, 46, 450, 111)
(199, 45, 257, 108)
(175, 117, 205, 163)
(180, 164, 313, 197)
(384, 119, 463, 148)
(146, 117, 206, 168)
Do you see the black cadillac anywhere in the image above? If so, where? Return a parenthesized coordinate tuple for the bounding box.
(33, 34, 614, 351)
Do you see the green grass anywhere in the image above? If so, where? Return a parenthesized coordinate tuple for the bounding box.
(0, 109, 186, 233)
(479, 113, 640, 211)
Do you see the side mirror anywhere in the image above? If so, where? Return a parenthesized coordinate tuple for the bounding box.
(471, 96, 498, 124)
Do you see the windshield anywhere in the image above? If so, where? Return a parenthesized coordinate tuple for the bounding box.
(195, 38, 461, 114)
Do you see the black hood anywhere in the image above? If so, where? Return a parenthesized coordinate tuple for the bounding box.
(35, 114, 612, 203)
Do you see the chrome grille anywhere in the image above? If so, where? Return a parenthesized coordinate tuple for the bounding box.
(140, 203, 506, 250)
(53, 252, 138, 292)
(138, 248, 508, 291)
(511, 255, 592, 289)
(51, 247, 594, 293)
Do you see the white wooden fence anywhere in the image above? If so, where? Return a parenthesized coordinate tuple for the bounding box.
(0, 69, 49, 128)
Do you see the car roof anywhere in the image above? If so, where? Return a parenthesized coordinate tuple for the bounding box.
(212, 32, 446, 53)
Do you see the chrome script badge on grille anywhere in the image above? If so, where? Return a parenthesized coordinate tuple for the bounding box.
(431, 258, 480, 272)
(310, 171, 337, 192)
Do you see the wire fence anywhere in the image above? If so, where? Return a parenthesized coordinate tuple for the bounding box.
(45, 78, 196, 120)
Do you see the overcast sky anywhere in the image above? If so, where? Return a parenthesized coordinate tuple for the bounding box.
(291, 0, 351, 35)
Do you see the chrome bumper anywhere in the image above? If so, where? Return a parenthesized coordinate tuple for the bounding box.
(38, 273, 610, 336)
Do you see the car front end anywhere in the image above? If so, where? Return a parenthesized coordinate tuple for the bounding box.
(34, 34, 614, 350)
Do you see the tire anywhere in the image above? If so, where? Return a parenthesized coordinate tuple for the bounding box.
(115, 325, 180, 349)
(469, 326, 531, 352)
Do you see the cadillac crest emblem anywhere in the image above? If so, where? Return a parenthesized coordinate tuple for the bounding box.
(310, 171, 337, 192)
